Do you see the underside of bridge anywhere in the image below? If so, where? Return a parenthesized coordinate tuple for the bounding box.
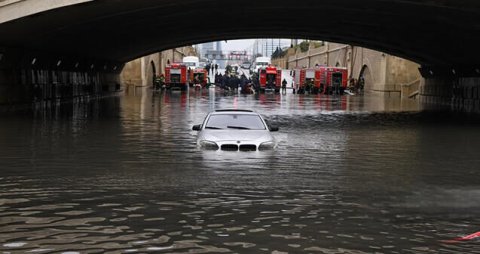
(1, 0, 480, 66)
(0, 0, 480, 108)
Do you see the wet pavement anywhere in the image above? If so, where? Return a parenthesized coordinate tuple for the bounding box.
(1, 88, 480, 253)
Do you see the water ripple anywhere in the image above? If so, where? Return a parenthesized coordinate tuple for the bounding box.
(0, 92, 479, 252)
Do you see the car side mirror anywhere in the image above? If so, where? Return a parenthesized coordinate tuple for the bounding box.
(192, 124, 202, 131)
(269, 125, 279, 132)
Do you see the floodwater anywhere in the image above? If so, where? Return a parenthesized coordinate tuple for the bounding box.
(1, 88, 480, 253)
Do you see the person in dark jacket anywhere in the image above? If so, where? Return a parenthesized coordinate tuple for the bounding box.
(282, 78, 287, 94)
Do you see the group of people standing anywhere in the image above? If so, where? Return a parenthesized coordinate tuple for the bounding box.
(213, 72, 289, 95)
(205, 64, 218, 74)
(348, 77, 365, 93)
(215, 73, 254, 94)
(153, 74, 166, 90)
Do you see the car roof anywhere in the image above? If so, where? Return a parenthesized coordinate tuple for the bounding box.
(210, 109, 258, 115)
(215, 109, 253, 112)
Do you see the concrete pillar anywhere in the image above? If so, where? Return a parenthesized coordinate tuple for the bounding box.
(326, 42, 330, 66)
(141, 57, 146, 87)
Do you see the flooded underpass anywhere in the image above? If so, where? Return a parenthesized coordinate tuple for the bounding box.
(1, 89, 480, 253)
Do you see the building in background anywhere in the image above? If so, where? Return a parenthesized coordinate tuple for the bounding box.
(199, 42, 214, 58)
(248, 39, 290, 58)
(197, 42, 222, 61)
(198, 40, 289, 66)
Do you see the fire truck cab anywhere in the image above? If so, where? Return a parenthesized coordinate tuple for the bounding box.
(258, 65, 282, 93)
(190, 68, 208, 88)
(165, 63, 188, 90)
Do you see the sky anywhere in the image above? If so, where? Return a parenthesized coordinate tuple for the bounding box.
(221, 39, 255, 51)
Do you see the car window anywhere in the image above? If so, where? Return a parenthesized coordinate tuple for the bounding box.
(205, 114, 266, 130)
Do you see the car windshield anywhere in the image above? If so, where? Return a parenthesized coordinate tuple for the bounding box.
(205, 114, 266, 130)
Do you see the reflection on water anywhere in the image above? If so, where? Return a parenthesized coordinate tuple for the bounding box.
(0, 89, 480, 253)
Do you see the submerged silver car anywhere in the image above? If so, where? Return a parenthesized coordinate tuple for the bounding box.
(192, 110, 279, 151)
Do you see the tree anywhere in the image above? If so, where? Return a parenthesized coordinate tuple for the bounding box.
(299, 41, 310, 52)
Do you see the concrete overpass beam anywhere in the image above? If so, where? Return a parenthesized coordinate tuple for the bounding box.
(0, 48, 123, 105)
(420, 65, 480, 112)
(0, 0, 93, 24)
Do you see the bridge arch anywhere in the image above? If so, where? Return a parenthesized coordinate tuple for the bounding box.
(359, 65, 373, 91)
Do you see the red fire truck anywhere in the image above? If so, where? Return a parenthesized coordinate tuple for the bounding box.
(258, 65, 282, 93)
(190, 68, 208, 88)
(293, 66, 348, 94)
(165, 63, 188, 90)
(318, 66, 348, 95)
(293, 68, 320, 94)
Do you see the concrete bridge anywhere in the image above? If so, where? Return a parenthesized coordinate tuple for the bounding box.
(0, 0, 480, 110)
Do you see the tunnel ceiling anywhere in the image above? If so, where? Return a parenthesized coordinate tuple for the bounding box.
(0, 0, 480, 67)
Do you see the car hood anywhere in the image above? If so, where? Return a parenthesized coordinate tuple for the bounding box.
(200, 130, 273, 142)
